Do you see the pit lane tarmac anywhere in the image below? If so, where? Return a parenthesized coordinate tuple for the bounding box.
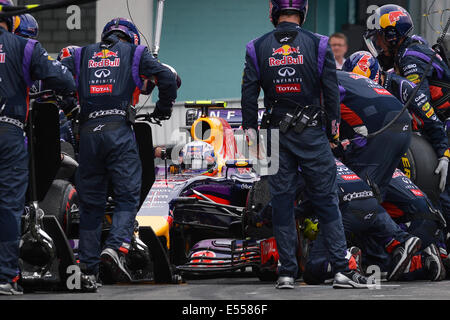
(2, 274, 450, 301)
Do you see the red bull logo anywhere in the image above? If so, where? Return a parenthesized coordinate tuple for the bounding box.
(270, 45, 303, 66)
(272, 45, 300, 56)
(89, 49, 120, 68)
(380, 10, 407, 28)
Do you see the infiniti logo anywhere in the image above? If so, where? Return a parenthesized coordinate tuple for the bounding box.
(278, 67, 296, 77)
(94, 69, 111, 78)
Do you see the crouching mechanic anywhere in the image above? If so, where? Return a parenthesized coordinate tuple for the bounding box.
(302, 160, 423, 283)
(336, 70, 412, 199)
(241, 0, 372, 289)
(0, 0, 77, 295)
(61, 18, 178, 291)
(343, 51, 450, 195)
(343, 52, 448, 254)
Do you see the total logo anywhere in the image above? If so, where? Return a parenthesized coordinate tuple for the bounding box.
(269, 45, 303, 67)
(0, 44, 5, 64)
(276, 84, 301, 93)
(88, 49, 120, 68)
(90, 84, 113, 94)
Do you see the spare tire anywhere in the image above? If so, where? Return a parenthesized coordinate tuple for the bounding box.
(39, 179, 78, 236)
(397, 133, 440, 205)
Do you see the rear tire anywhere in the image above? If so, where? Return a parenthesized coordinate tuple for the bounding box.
(398, 133, 440, 205)
(39, 179, 78, 236)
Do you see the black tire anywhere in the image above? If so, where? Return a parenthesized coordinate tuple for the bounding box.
(243, 176, 274, 239)
(398, 133, 440, 205)
(252, 266, 278, 282)
(39, 179, 78, 235)
(170, 227, 194, 266)
(56, 141, 77, 182)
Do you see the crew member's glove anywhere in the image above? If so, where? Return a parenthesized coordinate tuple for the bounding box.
(150, 106, 172, 121)
(327, 119, 340, 144)
(435, 156, 449, 193)
(59, 94, 79, 118)
(245, 128, 258, 147)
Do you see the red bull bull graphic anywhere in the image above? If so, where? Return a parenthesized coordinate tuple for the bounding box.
(380, 10, 407, 28)
(353, 53, 375, 80)
(92, 49, 119, 59)
(272, 45, 300, 56)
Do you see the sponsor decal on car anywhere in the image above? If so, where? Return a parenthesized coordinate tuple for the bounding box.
(191, 250, 216, 265)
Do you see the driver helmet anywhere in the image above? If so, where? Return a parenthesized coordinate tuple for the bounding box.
(364, 5, 413, 69)
(342, 51, 380, 82)
(270, 0, 308, 27)
(179, 141, 216, 173)
(14, 13, 38, 39)
(0, 0, 16, 32)
(101, 17, 140, 45)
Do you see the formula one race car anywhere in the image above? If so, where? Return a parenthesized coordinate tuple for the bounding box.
(33, 101, 261, 286)
(28, 97, 447, 288)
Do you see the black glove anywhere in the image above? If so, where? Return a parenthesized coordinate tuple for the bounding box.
(59, 94, 79, 117)
(150, 106, 172, 121)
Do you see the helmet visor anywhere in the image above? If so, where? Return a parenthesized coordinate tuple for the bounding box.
(364, 30, 383, 58)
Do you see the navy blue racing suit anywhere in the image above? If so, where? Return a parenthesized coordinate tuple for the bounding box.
(396, 37, 450, 119)
(61, 34, 177, 274)
(0, 27, 76, 284)
(395, 37, 450, 233)
(241, 21, 349, 278)
(382, 72, 449, 159)
(303, 160, 413, 283)
(337, 71, 412, 199)
(383, 169, 445, 250)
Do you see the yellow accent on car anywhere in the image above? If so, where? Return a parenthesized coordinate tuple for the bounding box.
(136, 216, 170, 249)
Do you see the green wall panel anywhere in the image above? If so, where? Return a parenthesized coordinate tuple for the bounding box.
(155, 0, 273, 102)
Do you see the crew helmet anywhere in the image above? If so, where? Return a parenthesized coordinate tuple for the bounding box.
(270, 0, 308, 27)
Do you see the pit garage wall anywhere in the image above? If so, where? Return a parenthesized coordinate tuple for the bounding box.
(94, 0, 448, 146)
